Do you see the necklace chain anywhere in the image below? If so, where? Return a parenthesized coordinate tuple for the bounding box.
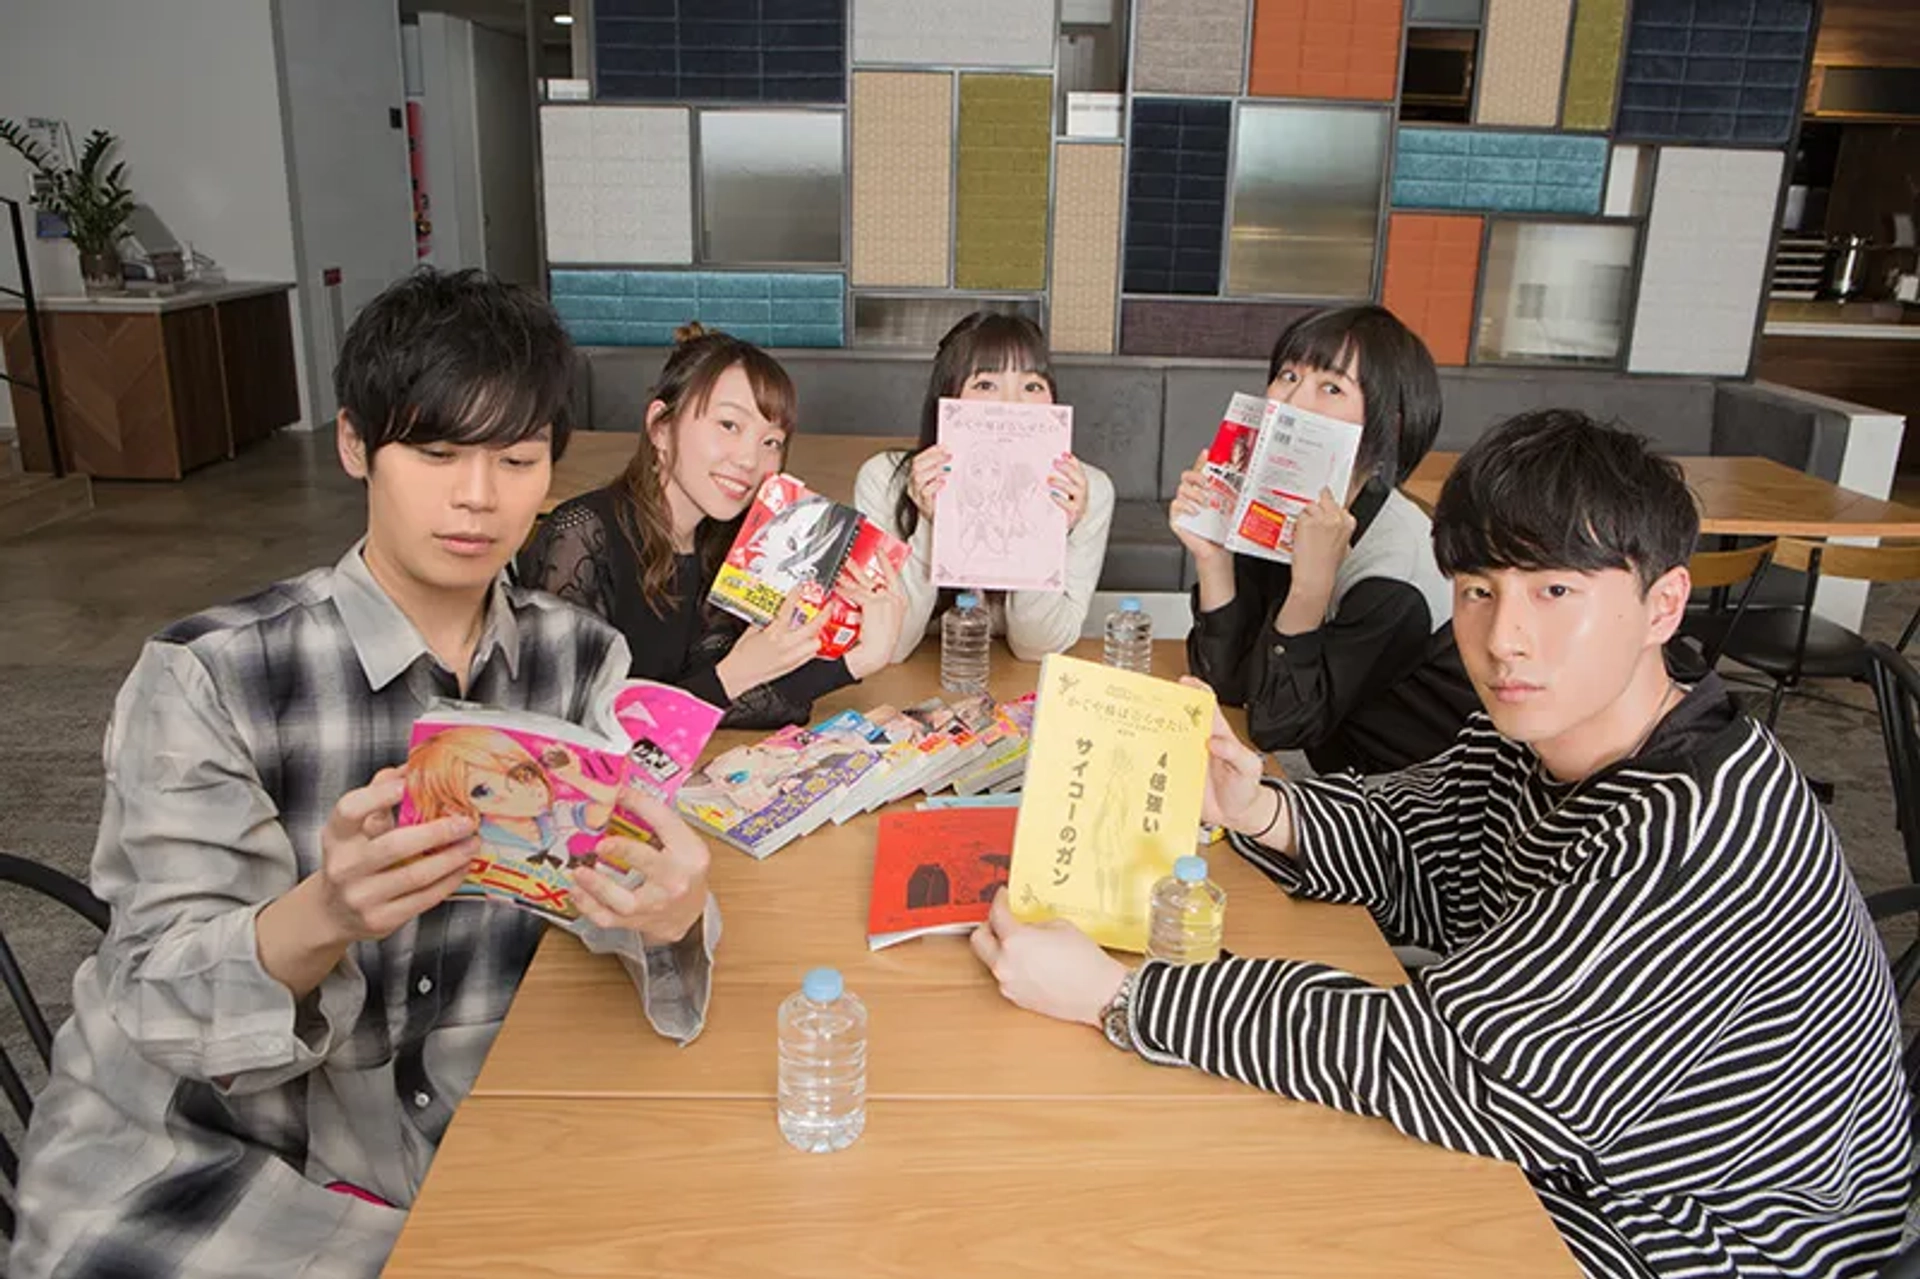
(1541, 679, 1685, 821)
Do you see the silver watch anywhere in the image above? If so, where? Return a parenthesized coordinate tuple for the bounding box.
(1099, 968, 1143, 1053)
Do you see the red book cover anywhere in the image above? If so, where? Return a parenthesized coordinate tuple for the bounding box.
(707, 472, 910, 660)
(866, 807, 1019, 949)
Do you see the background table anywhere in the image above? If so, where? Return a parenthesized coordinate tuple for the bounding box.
(1406, 452, 1920, 538)
(386, 640, 1581, 1276)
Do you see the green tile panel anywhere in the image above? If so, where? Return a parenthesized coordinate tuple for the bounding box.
(955, 74, 1053, 291)
(1562, 0, 1627, 132)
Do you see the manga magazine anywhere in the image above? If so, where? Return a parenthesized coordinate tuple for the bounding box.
(398, 681, 723, 927)
(707, 473, 909, 659)
(930, 398, 1073, 592)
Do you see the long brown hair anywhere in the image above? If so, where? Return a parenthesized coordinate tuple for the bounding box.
(619, 323, 799, 615)
(892, 312, 1055, 543)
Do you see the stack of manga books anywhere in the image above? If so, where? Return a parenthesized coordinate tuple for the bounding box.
(673, 692, 1040, 858)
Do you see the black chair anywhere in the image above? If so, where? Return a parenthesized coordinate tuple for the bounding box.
(1870, 642, 1920, 887)
(1869, 879, 1920, 1279)
(1670, 539, 1776, 680)
(1691, 539, 1920, 728)
(1863, 644, 1920, 1276)
(0, 853, 107, 1238)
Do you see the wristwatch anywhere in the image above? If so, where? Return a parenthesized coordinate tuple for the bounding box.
(1099, 968, 1143, 1053)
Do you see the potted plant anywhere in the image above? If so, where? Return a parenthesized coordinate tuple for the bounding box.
(0, 123, 137, 296)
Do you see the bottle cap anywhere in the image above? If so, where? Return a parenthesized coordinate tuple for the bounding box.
(1174, 855, 1208, 883)
(1120, 596, 1142, 612)
(802, 967, 844, 1002)
(957, 592, 981, 609)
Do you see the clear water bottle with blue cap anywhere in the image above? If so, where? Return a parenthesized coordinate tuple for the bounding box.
(940, 592, 991, 693)
(1146, 855, 1226, 965)
(1103, 596, 1153, 674)
(777, 967, 868, 1152)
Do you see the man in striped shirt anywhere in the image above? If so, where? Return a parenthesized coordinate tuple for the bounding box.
(973, 410, 1912, 1277)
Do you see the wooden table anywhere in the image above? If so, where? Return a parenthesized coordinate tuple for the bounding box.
(1406, 452, 1920, 538)
(547, 430, 916, 514)
(383, 1097, 1573, 1278)
(470, 639, 1404, 1102)
(384, 640, 1580, 1276)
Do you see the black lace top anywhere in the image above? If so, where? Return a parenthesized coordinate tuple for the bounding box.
(516, 484, 853, 729)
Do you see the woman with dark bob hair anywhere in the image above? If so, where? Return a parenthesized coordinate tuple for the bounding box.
(1172, 304, 1476, 775)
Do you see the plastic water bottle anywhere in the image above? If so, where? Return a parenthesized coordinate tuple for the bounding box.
(1146, 855, 1227, 965)
(940, 592, 991, 694)
(1103, 596, 1153, 673)
(777, 967, 867, 1153)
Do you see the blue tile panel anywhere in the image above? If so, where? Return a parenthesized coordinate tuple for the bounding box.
(1391, 128, 1608, 215)
(1616, 0, 1812, 145)
(550, 270, 845, 347)
(1124, 98, 1231, 296)
(594, 0, 846, 104)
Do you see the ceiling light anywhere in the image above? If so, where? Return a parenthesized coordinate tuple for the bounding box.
(553, 12, 574, 24)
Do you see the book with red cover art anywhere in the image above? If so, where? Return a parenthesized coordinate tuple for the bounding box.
(866, 806, 1019, 949)
(707, 473, 908, 660)
(1175, 392, 1275, 547)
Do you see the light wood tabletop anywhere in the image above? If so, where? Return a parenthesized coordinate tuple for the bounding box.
(1405, 452, 1920, 539)
(470, 639, 1404, 1102)
(381, 1096, 1579, 1278)
(392, 638, 1579, 1277)
(546, 430, 916, 514)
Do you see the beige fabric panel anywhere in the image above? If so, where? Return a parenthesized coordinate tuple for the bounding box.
(1049, 143, 1124, 355)
(851, 71, 953, 288)
(1476, 0, 1574, 127)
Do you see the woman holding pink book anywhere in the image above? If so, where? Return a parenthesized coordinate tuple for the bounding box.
(520, 325, 908, 728)
(853, 312, 1115, 664)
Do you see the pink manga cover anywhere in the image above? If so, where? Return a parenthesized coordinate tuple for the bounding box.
(930, 397, 1072, 593)
(608, 681, 726, 803)
(398, 682, 722, 924)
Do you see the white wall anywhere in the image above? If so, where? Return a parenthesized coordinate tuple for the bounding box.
(0, 0, 305, 431)
(417, 13, 485, 272)
(273, 0, 416, 427)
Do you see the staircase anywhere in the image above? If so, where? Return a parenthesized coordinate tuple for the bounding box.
(0, 195, 89, 539)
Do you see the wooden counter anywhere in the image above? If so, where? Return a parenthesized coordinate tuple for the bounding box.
(0, 281, 299, 479)
(1756, 329, 1920, 473)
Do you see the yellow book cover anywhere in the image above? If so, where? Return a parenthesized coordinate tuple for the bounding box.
(1008, 654, 1215, 952)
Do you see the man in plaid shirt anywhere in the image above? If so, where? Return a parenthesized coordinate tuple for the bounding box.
(9, 270, 718, 1278)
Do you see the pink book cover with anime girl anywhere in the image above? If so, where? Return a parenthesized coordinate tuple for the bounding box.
(930, 398, 1072, 592)
(398, 681, 723, 927)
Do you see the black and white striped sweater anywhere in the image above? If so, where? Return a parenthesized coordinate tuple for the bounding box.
(1130, 675, 1911, 1278)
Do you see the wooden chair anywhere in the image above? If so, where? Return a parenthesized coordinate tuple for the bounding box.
(1689, 538, 1920, 728)
(0, 853, 107, 1237)
(1671, 539, 1776, 679)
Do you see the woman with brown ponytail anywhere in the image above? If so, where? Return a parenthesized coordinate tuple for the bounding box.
(518, 325, 906, 728)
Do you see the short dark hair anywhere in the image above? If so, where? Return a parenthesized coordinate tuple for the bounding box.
(1432, 409, 1699, 592)
(334, 268, 576, 462)
(1267, 304, 1442, 486)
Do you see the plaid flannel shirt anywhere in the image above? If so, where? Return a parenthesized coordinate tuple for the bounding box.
(9, 544, 716, 1279)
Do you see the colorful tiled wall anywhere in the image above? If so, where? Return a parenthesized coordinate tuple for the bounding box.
(540, 0, 1811, 376)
